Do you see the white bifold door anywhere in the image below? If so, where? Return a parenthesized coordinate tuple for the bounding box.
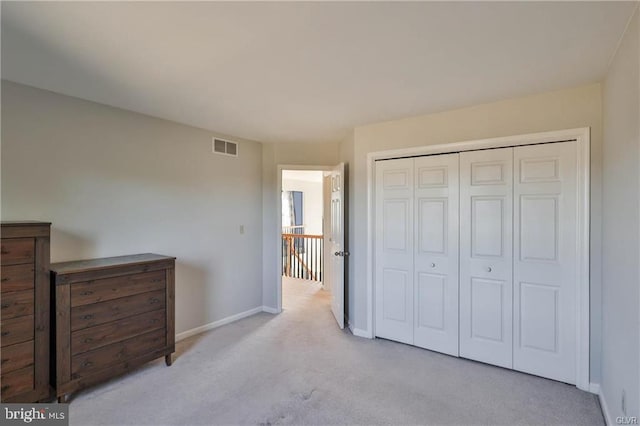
(512, 142, 577, 383)
(375, 158, 414, 344)
(459, 147, 514, 368)
(375, 141, 578, 384)
(413, 154, 459, 356)
(375, 154, 460, 355)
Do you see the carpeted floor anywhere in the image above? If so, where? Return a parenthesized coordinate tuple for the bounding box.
(69, 277, 604, 425)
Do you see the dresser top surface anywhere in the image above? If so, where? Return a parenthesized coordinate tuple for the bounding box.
(50, 253, 175, 275)
(1, 221, 52, 226)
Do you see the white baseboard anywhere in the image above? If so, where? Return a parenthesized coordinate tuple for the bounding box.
(347, 318, 372, 338)
(262, 305, 279, 314)
(351, 327, 372, 338)
(176, 306, 264, 342)
(593, 383, 613, 426)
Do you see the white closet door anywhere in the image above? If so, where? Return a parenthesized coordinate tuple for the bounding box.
(513, 141, 577, 383)
(375, 158, 414, 344)
(460, 148, 514, 368)
(413, 154, 459, 356)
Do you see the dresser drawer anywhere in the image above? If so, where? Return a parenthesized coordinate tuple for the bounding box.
(1, 340, 34, 373)
(71, 309, 165, 355)
(1, 315, 34, 347)
(1, 289, 34, 320)
(70, 270, 165, 307)
(71, 289, 165, 331)
(1, 239, 34, 266)
(1, 365, 34, 400)
(71, 329, 166, 379)
(1, 264, 35, 293)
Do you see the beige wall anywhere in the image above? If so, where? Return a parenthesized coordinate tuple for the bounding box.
(261, 141, 341, 309)
(601, 6, 639, 420)
(270, 142, 341, 166)
(1, 81, 265, 336)
(348, 83, 604, 382)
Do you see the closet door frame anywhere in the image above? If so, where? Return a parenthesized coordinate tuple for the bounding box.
(366, 127, 591, 392)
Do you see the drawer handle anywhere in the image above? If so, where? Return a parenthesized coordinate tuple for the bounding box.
(1, 277, 9, 283)
(149, 298, 159, 304)
(83, 337, 93, 343)
(1, 250, 9, 255)
(82, 361, 93, 368)
(80, 291, 94, 296)
(1, 303, 9, 309)
(82, 315, 94, 320)
(1, 385, 9, 392)
(1, 331, 9, 337)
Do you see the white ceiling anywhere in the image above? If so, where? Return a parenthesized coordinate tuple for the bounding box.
(2, 2, 637, 144)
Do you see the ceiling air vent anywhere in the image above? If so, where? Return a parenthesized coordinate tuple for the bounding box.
(212, 138, 238, 157)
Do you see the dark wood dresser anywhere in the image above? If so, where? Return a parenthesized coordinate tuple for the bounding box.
(1, 221, 51, 402)
(50, 253, 175, 402)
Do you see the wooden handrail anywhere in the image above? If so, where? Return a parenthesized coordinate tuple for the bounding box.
(282, 233, 323, 239)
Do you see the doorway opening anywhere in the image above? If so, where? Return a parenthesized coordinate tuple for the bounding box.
(281, 170, 326, 309)
(277, 164, 345, 329)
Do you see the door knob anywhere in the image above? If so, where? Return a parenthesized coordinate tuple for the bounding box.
(430, 263, 436, 268)
(487, 267, 492, 272)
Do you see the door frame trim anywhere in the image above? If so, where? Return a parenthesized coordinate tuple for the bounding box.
(276, 164, 334, 313)
(366, 127, 590, 391)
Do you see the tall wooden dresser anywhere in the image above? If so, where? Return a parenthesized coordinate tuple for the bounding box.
(1, 221, 51, 402)
(50, 254, 175, 402)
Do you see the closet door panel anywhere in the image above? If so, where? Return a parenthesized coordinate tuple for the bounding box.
(460, 148, 513, 368)
(413, 154, 459, 356)
(375, 158, 414, 344)
(513, 141, 577, 383)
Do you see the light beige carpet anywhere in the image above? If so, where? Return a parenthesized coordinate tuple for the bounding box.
(69, 277, 604, 425)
